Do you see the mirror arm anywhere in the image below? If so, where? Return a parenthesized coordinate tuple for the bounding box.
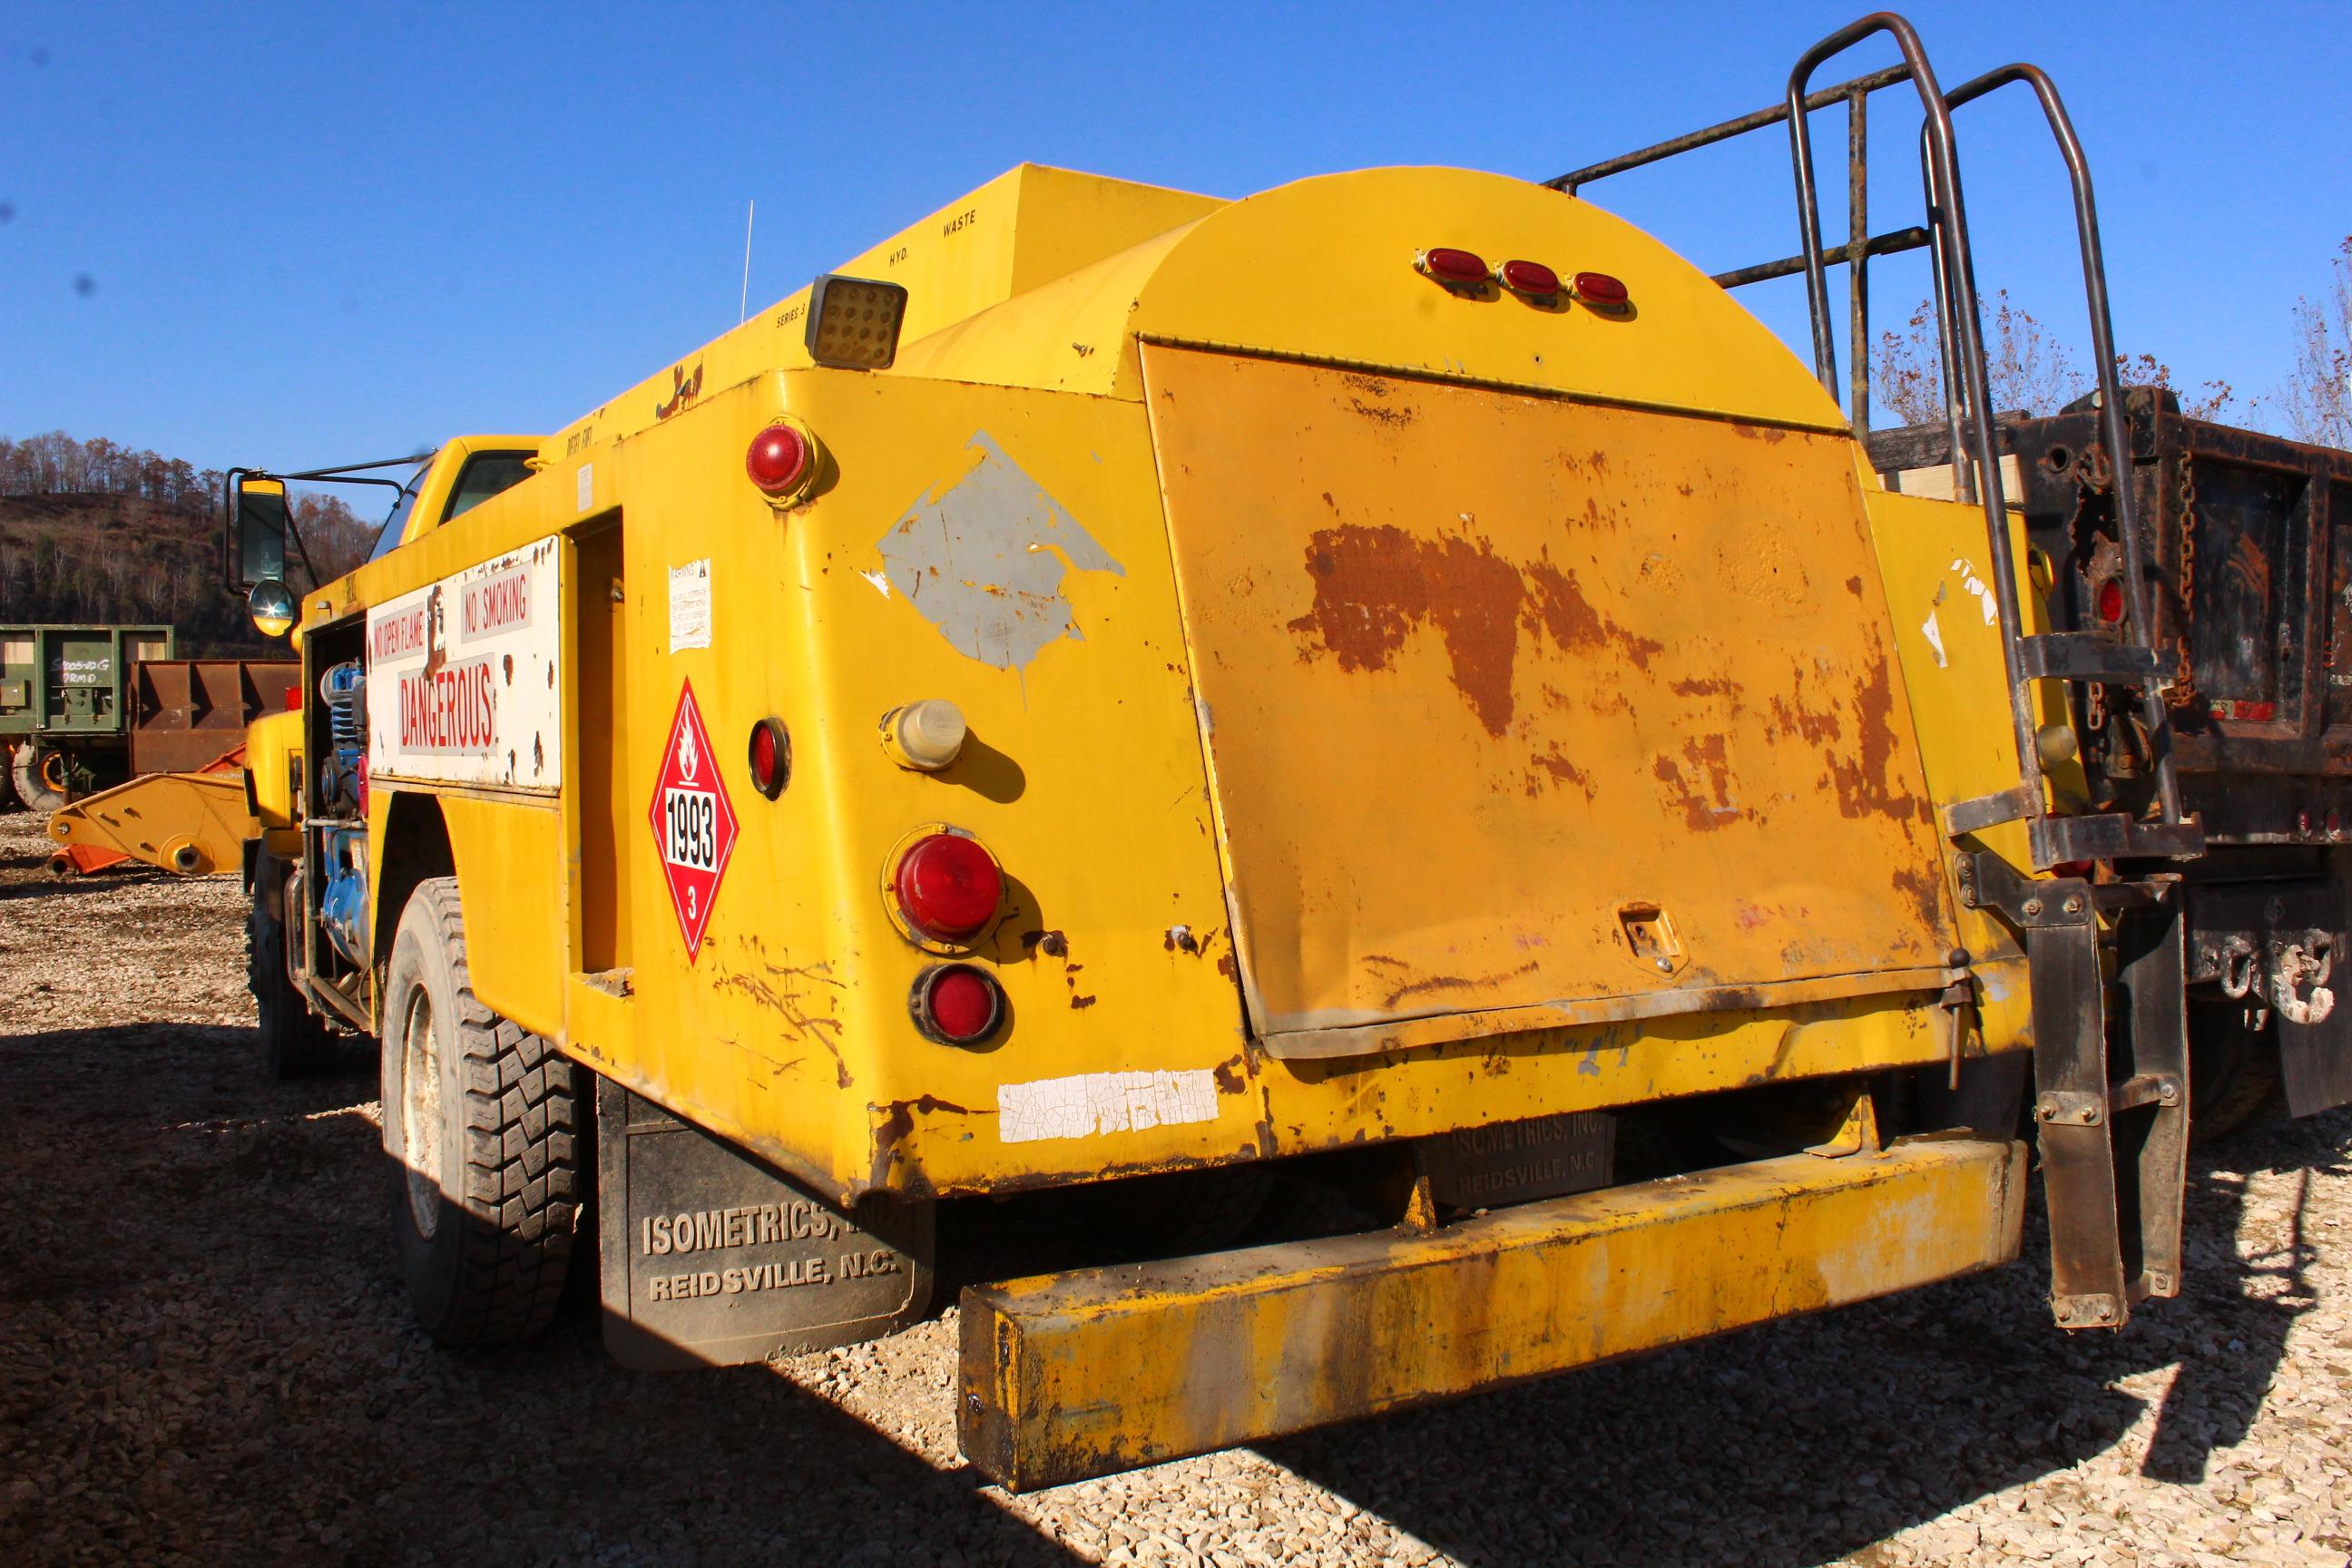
(284, 508, 324, 594)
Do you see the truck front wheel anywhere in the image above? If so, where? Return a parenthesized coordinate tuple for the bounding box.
(249, 854, 337, 1078)
(380, 876, 581, 1345)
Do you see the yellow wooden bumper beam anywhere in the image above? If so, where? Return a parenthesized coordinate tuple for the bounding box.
(959, 1136, 2026, 1491)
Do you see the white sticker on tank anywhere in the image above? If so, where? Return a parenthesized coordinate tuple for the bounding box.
(576, 462, 594, 514)
(997, 1069, 1220, 1143)
(1952, 558, 1999, 626)
(1921, 581, 1949, 669)
(669, 559, 711, 652)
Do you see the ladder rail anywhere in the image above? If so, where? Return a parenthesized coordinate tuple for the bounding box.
(1937, 63, 2189, 830)
(1784, 13, 2048, 833)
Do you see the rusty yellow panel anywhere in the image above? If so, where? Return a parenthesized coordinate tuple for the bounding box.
(1144, 344, 1957, 1051)
(1861, 485, 2080, 978)
(961, 1134, 2028, 1491)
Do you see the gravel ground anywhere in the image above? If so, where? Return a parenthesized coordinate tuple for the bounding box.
(2, 807, 2349, 1566)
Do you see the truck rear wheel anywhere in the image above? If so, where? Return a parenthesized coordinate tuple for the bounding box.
(381, 877, 581, 1345)
(249, 855, 337, 1078)
(11, 742, 70, 812)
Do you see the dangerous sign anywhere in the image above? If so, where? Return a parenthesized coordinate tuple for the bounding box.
(648, 679, 739, 961)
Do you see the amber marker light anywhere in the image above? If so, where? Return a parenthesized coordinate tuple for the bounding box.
(805, 274, 909, 369)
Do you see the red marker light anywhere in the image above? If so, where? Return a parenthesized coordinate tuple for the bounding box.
(1418, 248, 1489, 285)
(747, 718, 789, 799)
(1498, 259, 1561, 297)
(1573, 271, 1630, 307)
(893, 832, 1003, 943)
(911, 964, 1004, 1045)
(2095, 579, 2126, 624)
(746, 422, 812, 497)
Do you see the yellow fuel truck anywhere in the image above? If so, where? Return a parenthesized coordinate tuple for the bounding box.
(220, 15, 2338, 1492)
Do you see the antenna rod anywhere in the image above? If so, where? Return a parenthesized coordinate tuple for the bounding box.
(740, 200, 755, 324)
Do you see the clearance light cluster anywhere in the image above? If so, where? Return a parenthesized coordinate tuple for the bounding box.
(806, 273, 908, 369)
(889, 829, 1009, 1046)
(1414, 247, 1630, 310)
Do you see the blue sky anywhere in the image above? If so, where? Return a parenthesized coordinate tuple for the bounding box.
(3, 1, 2344, 497)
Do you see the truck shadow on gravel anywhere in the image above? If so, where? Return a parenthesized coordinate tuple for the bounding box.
(5, 1008, 2340, 1567)
(1256, 1111, 2347, 1568)
(0, 1020, 1085, 1568)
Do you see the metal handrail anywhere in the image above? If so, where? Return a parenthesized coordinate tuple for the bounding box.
(1785, 13, 2045, 824)
(1938, 63, 2187, 828)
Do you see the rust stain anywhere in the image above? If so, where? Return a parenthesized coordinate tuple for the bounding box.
(420, 584, 446, 679)
(872, 1095, 976, 1182)
(1211, 1055, 1249, 1094)
(1826, 645, 1928, 824)
(1890, 860, 1946, 931)
(1216, 952, 1239, 980)
(1730, 421, 1788, 444)
(1652, 754, 1720, 833)
(714, 943, 851, 1088)
(1524, 560, 1663, 671)
(1379, 960, 1541, 1011)
(1289, 524, 1524, 735)
(1669, 675, 1740, 701)
(1348, 398, 1414, 427)
(1071, 994, 1097, 1010)
(1287, 524, 1673, 739)
(1844, 574, 1865, 599)
(1525, 746, 1596, 800)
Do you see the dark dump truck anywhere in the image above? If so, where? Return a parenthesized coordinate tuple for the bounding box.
(1874, 390, 2352, 1135)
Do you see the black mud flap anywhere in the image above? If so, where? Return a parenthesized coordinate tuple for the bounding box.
(595, 1079, 933, 1369)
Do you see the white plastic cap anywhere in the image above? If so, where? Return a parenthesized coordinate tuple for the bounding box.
(888, 700, 967, 771)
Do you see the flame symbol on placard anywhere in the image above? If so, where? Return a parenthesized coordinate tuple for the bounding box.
(678, 721, 700, 783)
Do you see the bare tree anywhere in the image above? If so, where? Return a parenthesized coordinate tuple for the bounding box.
(2268, 237, 2351, 449)
(1873, 290, 2232, 426)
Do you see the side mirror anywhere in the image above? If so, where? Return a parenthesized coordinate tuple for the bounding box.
(229, 474, 289, 588)
(248, 579, 297, 639)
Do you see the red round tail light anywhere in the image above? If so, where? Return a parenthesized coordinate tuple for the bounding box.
(911, 964, 1005, 1045)
(1498, 259, 1561, 297)
(1418, 247, 1489, 285)
(1573, 271, 1630, 307)
(2095, 578, 2126, 624)
(746, 422, 812, 496)
(747, 717, 789, 799)
(893, 832, 1003, 943)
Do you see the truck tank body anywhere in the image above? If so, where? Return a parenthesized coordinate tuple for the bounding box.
(296, 163, 2036, 1207)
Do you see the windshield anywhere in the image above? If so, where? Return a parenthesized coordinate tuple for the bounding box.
(364, 449, 536, 563)
(368, 460, 436, 564)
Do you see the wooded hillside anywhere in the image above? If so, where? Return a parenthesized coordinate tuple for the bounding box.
(0, 432, 379, 656)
